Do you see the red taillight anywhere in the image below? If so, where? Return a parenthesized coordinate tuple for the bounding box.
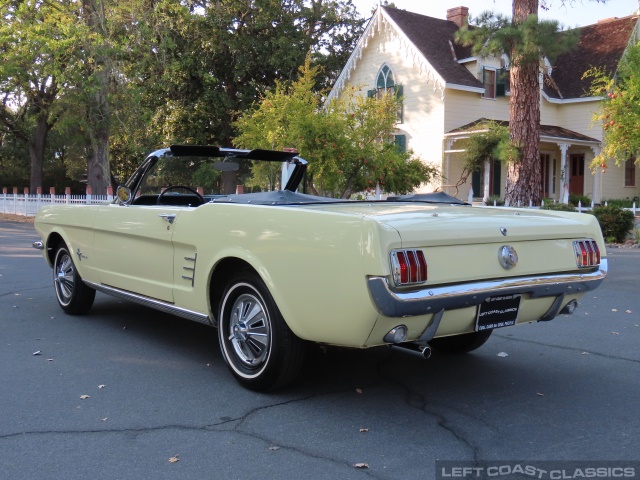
(573, 239, 601, 268)
(391, 250, 428, 285)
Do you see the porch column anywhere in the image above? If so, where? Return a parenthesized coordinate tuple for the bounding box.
(590, 145, 602, 204)
(483, 159, 491, 200)
(558, 142, 570, 204)
(444, 139, 454, 196)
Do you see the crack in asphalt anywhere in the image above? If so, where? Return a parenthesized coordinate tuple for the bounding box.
(493, 333, 640, 364)
(371, 348, 484, 464)
(0, 285, 51, 298)
(0, 391, 380, 477)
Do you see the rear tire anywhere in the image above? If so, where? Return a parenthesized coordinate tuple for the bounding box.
(218, 271, 306, 391)
(428, 330, 492, 354)
(53, 244, 96, 315)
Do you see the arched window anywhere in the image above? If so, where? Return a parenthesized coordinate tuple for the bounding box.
(377, 65, 395, 91)
(367, 64, 403, 123)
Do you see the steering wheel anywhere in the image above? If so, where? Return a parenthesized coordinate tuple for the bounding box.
(157, 185, 205, 206)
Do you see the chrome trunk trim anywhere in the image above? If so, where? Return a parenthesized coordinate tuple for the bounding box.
(367, 259, 607, 318)
(84, 281, 212, 326)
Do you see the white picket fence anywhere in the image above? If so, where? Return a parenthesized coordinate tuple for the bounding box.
(2, 192, 638, 218)
(1, 193, 112, 217)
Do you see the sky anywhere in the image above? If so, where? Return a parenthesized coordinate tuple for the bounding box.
(351, 0, 640, 28)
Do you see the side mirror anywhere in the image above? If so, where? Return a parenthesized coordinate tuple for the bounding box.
(116, 185, 132, 205)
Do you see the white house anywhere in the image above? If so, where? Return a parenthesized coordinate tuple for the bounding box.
(329, 5, 640, 204)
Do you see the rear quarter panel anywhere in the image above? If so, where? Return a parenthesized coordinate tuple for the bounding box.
(171, 203, 400, 346)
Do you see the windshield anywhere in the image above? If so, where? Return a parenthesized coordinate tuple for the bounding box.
(139, 155, 294, 197)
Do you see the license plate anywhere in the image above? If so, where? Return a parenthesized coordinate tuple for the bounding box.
(476, 295, 521, 331)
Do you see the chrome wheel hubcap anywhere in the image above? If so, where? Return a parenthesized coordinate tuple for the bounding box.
(227, 293, 270, 367)
(55, 253, 75, 302)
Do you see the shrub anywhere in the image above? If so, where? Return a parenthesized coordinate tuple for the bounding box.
(589, 205, 635, 243)
(485, 195, 504, 206)
(541, 203, 576, 212)
(569, 193, 591, 207)
(602, 198, 636, 208)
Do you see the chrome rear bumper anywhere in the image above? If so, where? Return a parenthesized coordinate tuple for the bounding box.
(367, 259, 607, 318)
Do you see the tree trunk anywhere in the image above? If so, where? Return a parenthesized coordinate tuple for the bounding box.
(83, 0, 111, 195)
(86, 66, 111, 194)
(28, 114, 48, 193)
(506, 0, 542, 206)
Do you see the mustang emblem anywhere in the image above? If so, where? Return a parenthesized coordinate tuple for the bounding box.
(498, 245, 518, 270)
(76, 248, 87, 262)
(500, 227, 508, 236)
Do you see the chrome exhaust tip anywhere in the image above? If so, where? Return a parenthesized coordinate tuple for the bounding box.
(560, 300, 579, 315)
(391, 342, 432, 359)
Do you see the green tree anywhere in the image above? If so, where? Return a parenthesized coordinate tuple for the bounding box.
(456, 1, 579, 205)
(585, 41, 640, 168)
(81, 0, 113, 194)
(0, 0, 89, 192)
(453, 121, 513, 197)
(235, 60, 438, 198)
(145, 0, 365, 147)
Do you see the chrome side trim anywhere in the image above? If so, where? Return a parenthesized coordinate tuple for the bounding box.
(32, 241, 44, 250)
(84, 281, 212, 326)
(182, 253, 197, 287)
(367, 259, 607, 318)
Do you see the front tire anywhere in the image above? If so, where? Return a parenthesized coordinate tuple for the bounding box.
(218, 271, 305, 391)
(428, 330, 492, 354)
(53, 244, 95, 315)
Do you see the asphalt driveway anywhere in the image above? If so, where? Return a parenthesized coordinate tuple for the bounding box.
(1, 220, 638, 480)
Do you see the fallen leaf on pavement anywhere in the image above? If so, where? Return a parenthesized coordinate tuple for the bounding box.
(612, 309, 618, 312)
(536, 393, 544, 397)
(581, 352, 590, 355)
(101, 418, 108, 422)
(359, 428, 369, 433)
(611, 332, 620, 335)
(353, 463, 369, 469)
(268, 446, 280, 451)
(497, 352, 509, 357)
(626, 310, 632, 314)
(168, 455, 180, 464)
(80, 395, 90, 400)
(98, 385, 105, 389)
(32, 351, 41, 356)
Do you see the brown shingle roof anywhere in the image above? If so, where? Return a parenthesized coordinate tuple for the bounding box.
(448, 118, 599, 142)
(381, 6, 638, 100)
(382, 6, 483, 90)
(546, 15, 638, 99)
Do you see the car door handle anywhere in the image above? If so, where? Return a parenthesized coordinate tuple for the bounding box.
(158, 213, 176, 224)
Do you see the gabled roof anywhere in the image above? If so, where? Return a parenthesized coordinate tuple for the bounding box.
(381, 7, 482, 90)
(328, 6, 484, 100)
(447, 118, 600, 144)
(545, 15, 639, 100)
(330, 5, 639, 103)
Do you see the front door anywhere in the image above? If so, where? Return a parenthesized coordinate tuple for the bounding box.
(569, 154, 584, 195)
(92, 204, 183, 302)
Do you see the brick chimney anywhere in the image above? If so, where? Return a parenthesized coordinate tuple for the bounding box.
(447, 6, 469, 27)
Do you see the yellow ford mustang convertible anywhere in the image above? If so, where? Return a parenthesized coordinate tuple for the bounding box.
(34, 146, 607, 391)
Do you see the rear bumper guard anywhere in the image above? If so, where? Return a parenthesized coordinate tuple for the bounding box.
(367, 259, 607, 318)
